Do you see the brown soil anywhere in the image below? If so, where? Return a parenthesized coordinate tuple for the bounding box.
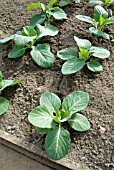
(0, 0, 114, 169)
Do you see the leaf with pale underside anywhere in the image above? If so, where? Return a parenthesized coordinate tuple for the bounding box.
(0, 97, 9, 115)
(68, 113, 90, 131)
(45, 126, 70, 160)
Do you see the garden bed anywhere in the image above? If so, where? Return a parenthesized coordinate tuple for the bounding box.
(0, 0, 114, 169)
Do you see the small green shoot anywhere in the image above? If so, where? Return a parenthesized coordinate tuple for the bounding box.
(59, 0, 81, 6)
(0, 25, 58, 68)
(28, 91, 90, 160)
(57, 36, 110, 75)
(0, 71, 21, 115)
(89, 0, 114, 16)
(76, 5, 114, 39)
(27, 0, 67, 27)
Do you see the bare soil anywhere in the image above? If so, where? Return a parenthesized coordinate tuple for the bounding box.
(0, 0, 114, 169)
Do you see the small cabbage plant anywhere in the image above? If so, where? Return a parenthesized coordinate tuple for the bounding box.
(57, 36, 110, 75)
(0, 24, 58, 68)
(0, 71, 21, 115)
(89, 0, 114, 16)
(76, 5, 114, 39)
(27, 0, 67, 27)
(59, 0, 81, 6)
(28, 91, 90, 160)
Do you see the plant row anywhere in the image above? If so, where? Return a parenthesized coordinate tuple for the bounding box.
(0, 0, 114, 161)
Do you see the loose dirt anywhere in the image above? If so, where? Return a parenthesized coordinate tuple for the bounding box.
(0, 0, 114, 169)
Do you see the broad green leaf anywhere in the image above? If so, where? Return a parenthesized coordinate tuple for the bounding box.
(74, 36, 91, 50)
(0, 35, 14, 43)
(0, 97, 9, 115)
(1, 80, 14, 91)
(48, 0, 57, 7)
(59, 0, 70, 6)
(27, 2, 41, 11)
(61, 58, 85, 75)
(50, 7, 67, 20)
(45, 127, 71, 160)
(8, 46, 26, 58)
(57, 49, 77, 60)
(36, 127, 51, 134)
(89, 0, 104, 6)
(30, 44, 54, 68)
(36, 24, 58, 38)
(0, 31, 2, 35)
(22, 26, 37, 36)
(94, 5, 108, 22)
(30, 14, 45, 27)
(14, 34, 36, 46)
(62, 91, 89, 114)
(40, 92, 61, 113)
(68, 113, 90, 131)
(28, 105, 55, 128)
(76, 15, 95, 25)
(89, 27, 110, 39)
(90, 46, 110, 58)
(87, 60, 103, 72)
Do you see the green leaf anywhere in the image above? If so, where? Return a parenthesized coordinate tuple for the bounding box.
(104, 16, 114, 25)
(0, 71, 2, 83)
(22, 26, 37, 36)
(40, 92, 61, 113)
(57, 49, 77, 60)
(45, 127, 71, 160)
(1, 80, 14, 91)
(30, 44, 54, 68)
(61, 58, 85, 75)
(89, 27, 110, 39)
(30, 14, 45, 27)
(10, 79, 21, 86)
(48, 0, 57, 7)
(8, 46, 26, 58)
(0, 35, 14, 43)
(90, 46, 110, 58)
(59, 0, 70, 6)
(36, 24, 58, 38)
(87, 60, 103, 72)
(28, 105, 55, 129)
(0, 97, 9, 115)
(27, 2, 41, 11)
(14, 34, 36, 46)
(94, 5, 108, 22)
(74, 36, 91, 50)
(50, 7, 67, 20)
(76, 15, 95, 25)
(89, 0, 104, 6)
(36, 127, 51, 134)
(68, 113, 90, 132)
(62, 91, 89, 114)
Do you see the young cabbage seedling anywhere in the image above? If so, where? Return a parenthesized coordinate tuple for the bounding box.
(57, 36, 110, 75)
(28, 91, 90, 160)
(27, 0, 67, 27)
(76, 5, 114, 39)
(0, 24, 58, 68)
(0, 71, 21, 115)
(59, 0, 81, 7)
(89, 0, 114, 16)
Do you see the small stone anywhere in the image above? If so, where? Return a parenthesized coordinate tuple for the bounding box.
(98, 126, 106, 135)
